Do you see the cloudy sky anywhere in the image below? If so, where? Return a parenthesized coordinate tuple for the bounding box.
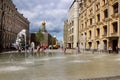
(13, 0, 73, 40)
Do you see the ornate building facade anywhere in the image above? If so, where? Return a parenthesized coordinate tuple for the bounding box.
(65, 0, 120, 52)
(79, 0, 119, 52)
(0, 0, 29, 51)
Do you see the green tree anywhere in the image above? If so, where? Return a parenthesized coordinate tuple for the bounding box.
(36, 29, 44, 45)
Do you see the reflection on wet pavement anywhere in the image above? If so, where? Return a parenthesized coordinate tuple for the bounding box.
(0, 52, 120, 80)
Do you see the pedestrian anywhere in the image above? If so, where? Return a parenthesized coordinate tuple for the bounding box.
(116, 46, 118, 54)
(62, 47, 66, 55)
(108, 47, 112, 54)
(64, 47, 66, 53)
(37, 45, 40, 52)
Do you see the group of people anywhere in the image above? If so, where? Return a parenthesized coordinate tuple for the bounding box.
(108, 46, 119, 54)
(36, 45, 46, 53)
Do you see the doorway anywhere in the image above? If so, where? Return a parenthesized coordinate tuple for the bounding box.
(68, 43, 71, 49)
(112, 40, 118, 52)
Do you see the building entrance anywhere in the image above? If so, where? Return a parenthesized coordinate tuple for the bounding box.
(112, 40, 118, 52)
(68, 43, 71, 49)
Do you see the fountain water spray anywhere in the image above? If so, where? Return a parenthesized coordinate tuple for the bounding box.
(13, 29, 27, 54)
(31, 42, 35, 53)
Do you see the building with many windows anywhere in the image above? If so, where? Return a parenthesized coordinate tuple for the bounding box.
(0, 0, 29, 51)
(65, 0, 120, 52)
(79, 0, 119, 52)
(67, 0, 80, 48)
(63, 20, 68, 48)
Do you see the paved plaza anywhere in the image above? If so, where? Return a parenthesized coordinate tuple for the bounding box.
(0, 49, 120, 80)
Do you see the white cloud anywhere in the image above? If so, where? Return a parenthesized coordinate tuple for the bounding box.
(13, 0, 73, 40)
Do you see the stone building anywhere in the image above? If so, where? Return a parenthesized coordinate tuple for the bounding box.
(65, 0, 120, 52)
(79, 0, 119, 52)
(30, 21, 56, 47)
(30, 32, 56, 47)
(67, 0, 80, 48)
(63, 20, 68, 48)
(0, 0, 29, 51)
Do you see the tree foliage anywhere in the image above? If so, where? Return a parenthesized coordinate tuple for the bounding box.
(36, 29, 44, 44)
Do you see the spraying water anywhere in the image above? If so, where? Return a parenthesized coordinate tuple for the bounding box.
(12, 29, 27, 52)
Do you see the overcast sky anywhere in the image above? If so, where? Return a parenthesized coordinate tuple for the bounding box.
(13, 0, 73, 40)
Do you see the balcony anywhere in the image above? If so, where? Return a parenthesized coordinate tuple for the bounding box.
(95, 36, 100, 39)
(96, 22, 103, 25)
(88, 24, 95, 28)
(102, 18, 111, 22)
(88, 37, 91, 39)
(96, 8, 100, 12)
(111, 13, 118, 19)
(102, 34, 107, 38)
(89, 13, 94, 18)
(110, 0, 118, 4)
(111, 32, 118, 37)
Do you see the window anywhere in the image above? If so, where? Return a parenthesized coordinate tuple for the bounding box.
(96, 4, 98, 10)
(97, 14, 100, 22)
(103, 0, 107, 5)
(88, 42, 92, 49)
(82, 24, 84, 29)
(96, 3, 100, 10)
(89, 0, 91, 3)
(104, 9, 108, 18)
(85, 22, 87, 28)
(90, 18, 92, 25)
(113, 3, 118, 13)
(97, 28, 100, 36)
(72, 21, 74, 26)
(89, 30, 91, 38)
(97, 41, 99, 49)
(112, 22, 118, 33)
(103, 40, 107, 50)
(103, 0, 105, 5)
(72, 28, 74, 33)
(103, 25, 107, 35)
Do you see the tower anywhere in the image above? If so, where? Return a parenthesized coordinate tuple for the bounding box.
(41, 21, 47, 33)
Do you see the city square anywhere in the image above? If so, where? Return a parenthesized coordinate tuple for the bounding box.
(0, 50, 120, 80)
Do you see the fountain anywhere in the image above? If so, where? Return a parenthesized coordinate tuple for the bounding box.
(13, 29, 27, 53)
(82, 34, 86, 53)
(98, 43, 102, 53)
(30, 42, 35, 54)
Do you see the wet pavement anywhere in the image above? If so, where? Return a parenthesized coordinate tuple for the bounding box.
(0, 51, 120, 80)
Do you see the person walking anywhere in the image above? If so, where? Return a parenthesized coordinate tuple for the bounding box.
(108, 47, 112, 54)
(116, 46, 118, 54)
